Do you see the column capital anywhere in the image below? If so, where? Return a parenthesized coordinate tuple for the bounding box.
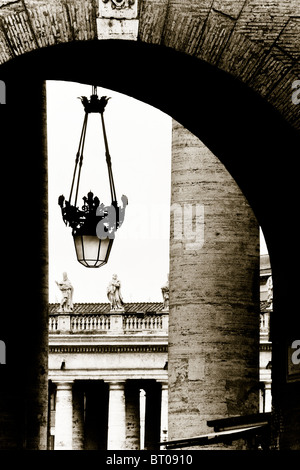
(157, 380, 168, 390)
(54, 381, 74, 391)
(105, 380, 126, 390)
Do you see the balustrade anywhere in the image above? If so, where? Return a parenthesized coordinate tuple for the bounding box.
(123, 315, 163, 331)
(49, 312, 168, 334)
(260, 311, 270, 338)
(49, 316, 58, 331)
(71, 315, 111, 332)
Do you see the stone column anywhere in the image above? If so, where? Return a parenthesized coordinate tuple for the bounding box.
(72, 382, 85, 450)
(107, 381, 126, 450)
(54, 382, 73, 450)
(139, 389, 146, 450)
(144, 381, 161, 450)
(0, 78, 49, 449)
(159, 382, 168, 448)
(264, 382, 272, 413)
(169, 121, 260, 448)
(125, 381, 140, 449)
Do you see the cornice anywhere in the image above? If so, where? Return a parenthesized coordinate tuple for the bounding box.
(49, 344, 168, 354)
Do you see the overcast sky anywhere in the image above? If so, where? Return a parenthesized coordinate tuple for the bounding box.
(47, 80, 268, 305)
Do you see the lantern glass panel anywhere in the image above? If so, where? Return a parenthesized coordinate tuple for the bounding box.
(73, 235, 113, 268)
(99, 237, 110, 259)
(74, 235, 84, 261)
(82, 235, 100, 262)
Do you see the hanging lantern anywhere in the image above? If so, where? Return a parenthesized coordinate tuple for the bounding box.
(58, 86, 128, 268)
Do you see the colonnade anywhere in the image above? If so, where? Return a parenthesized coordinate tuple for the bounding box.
(49, 379, 168, 450)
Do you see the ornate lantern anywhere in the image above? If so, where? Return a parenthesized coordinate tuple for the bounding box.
(58, 86, 128, 268)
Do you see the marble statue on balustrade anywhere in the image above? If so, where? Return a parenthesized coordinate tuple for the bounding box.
(267, 275, 273, 309)
(56, 272, 74, 313)
(107, 274, 125, 311)
(161, 275, 169, 311)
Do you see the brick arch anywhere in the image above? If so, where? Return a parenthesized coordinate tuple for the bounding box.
(0, 0, 299, 131)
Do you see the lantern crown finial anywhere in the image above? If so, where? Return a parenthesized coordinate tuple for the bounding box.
(58, 191, 128, 238)
(79, 94, 111, 114)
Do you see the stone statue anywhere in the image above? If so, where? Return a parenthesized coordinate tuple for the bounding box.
(267, 275, 273, 306)
(107, 274, 124, 311)
(56, 272, 74, 313)
(161, 275, 169, 311)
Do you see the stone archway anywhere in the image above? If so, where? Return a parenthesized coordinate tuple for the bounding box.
(0, 0, 298, 131)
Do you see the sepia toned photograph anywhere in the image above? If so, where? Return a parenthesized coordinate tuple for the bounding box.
(0, 0, 299, 462)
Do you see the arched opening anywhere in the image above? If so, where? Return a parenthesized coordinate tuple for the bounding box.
(0, 39, 299, 450)
(46, 80, 172, 303)
(2, 40, 298, 242)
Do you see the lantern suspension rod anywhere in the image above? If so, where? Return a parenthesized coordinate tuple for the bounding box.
(69, 111, 89, 206)
(69, 86, 117, 208)
(100, 111, 117, 204)
(74, 112, 89, 207)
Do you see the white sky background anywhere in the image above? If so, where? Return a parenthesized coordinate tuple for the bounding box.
(47, 80, 268, 304)
(47, 81, 172, 304)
